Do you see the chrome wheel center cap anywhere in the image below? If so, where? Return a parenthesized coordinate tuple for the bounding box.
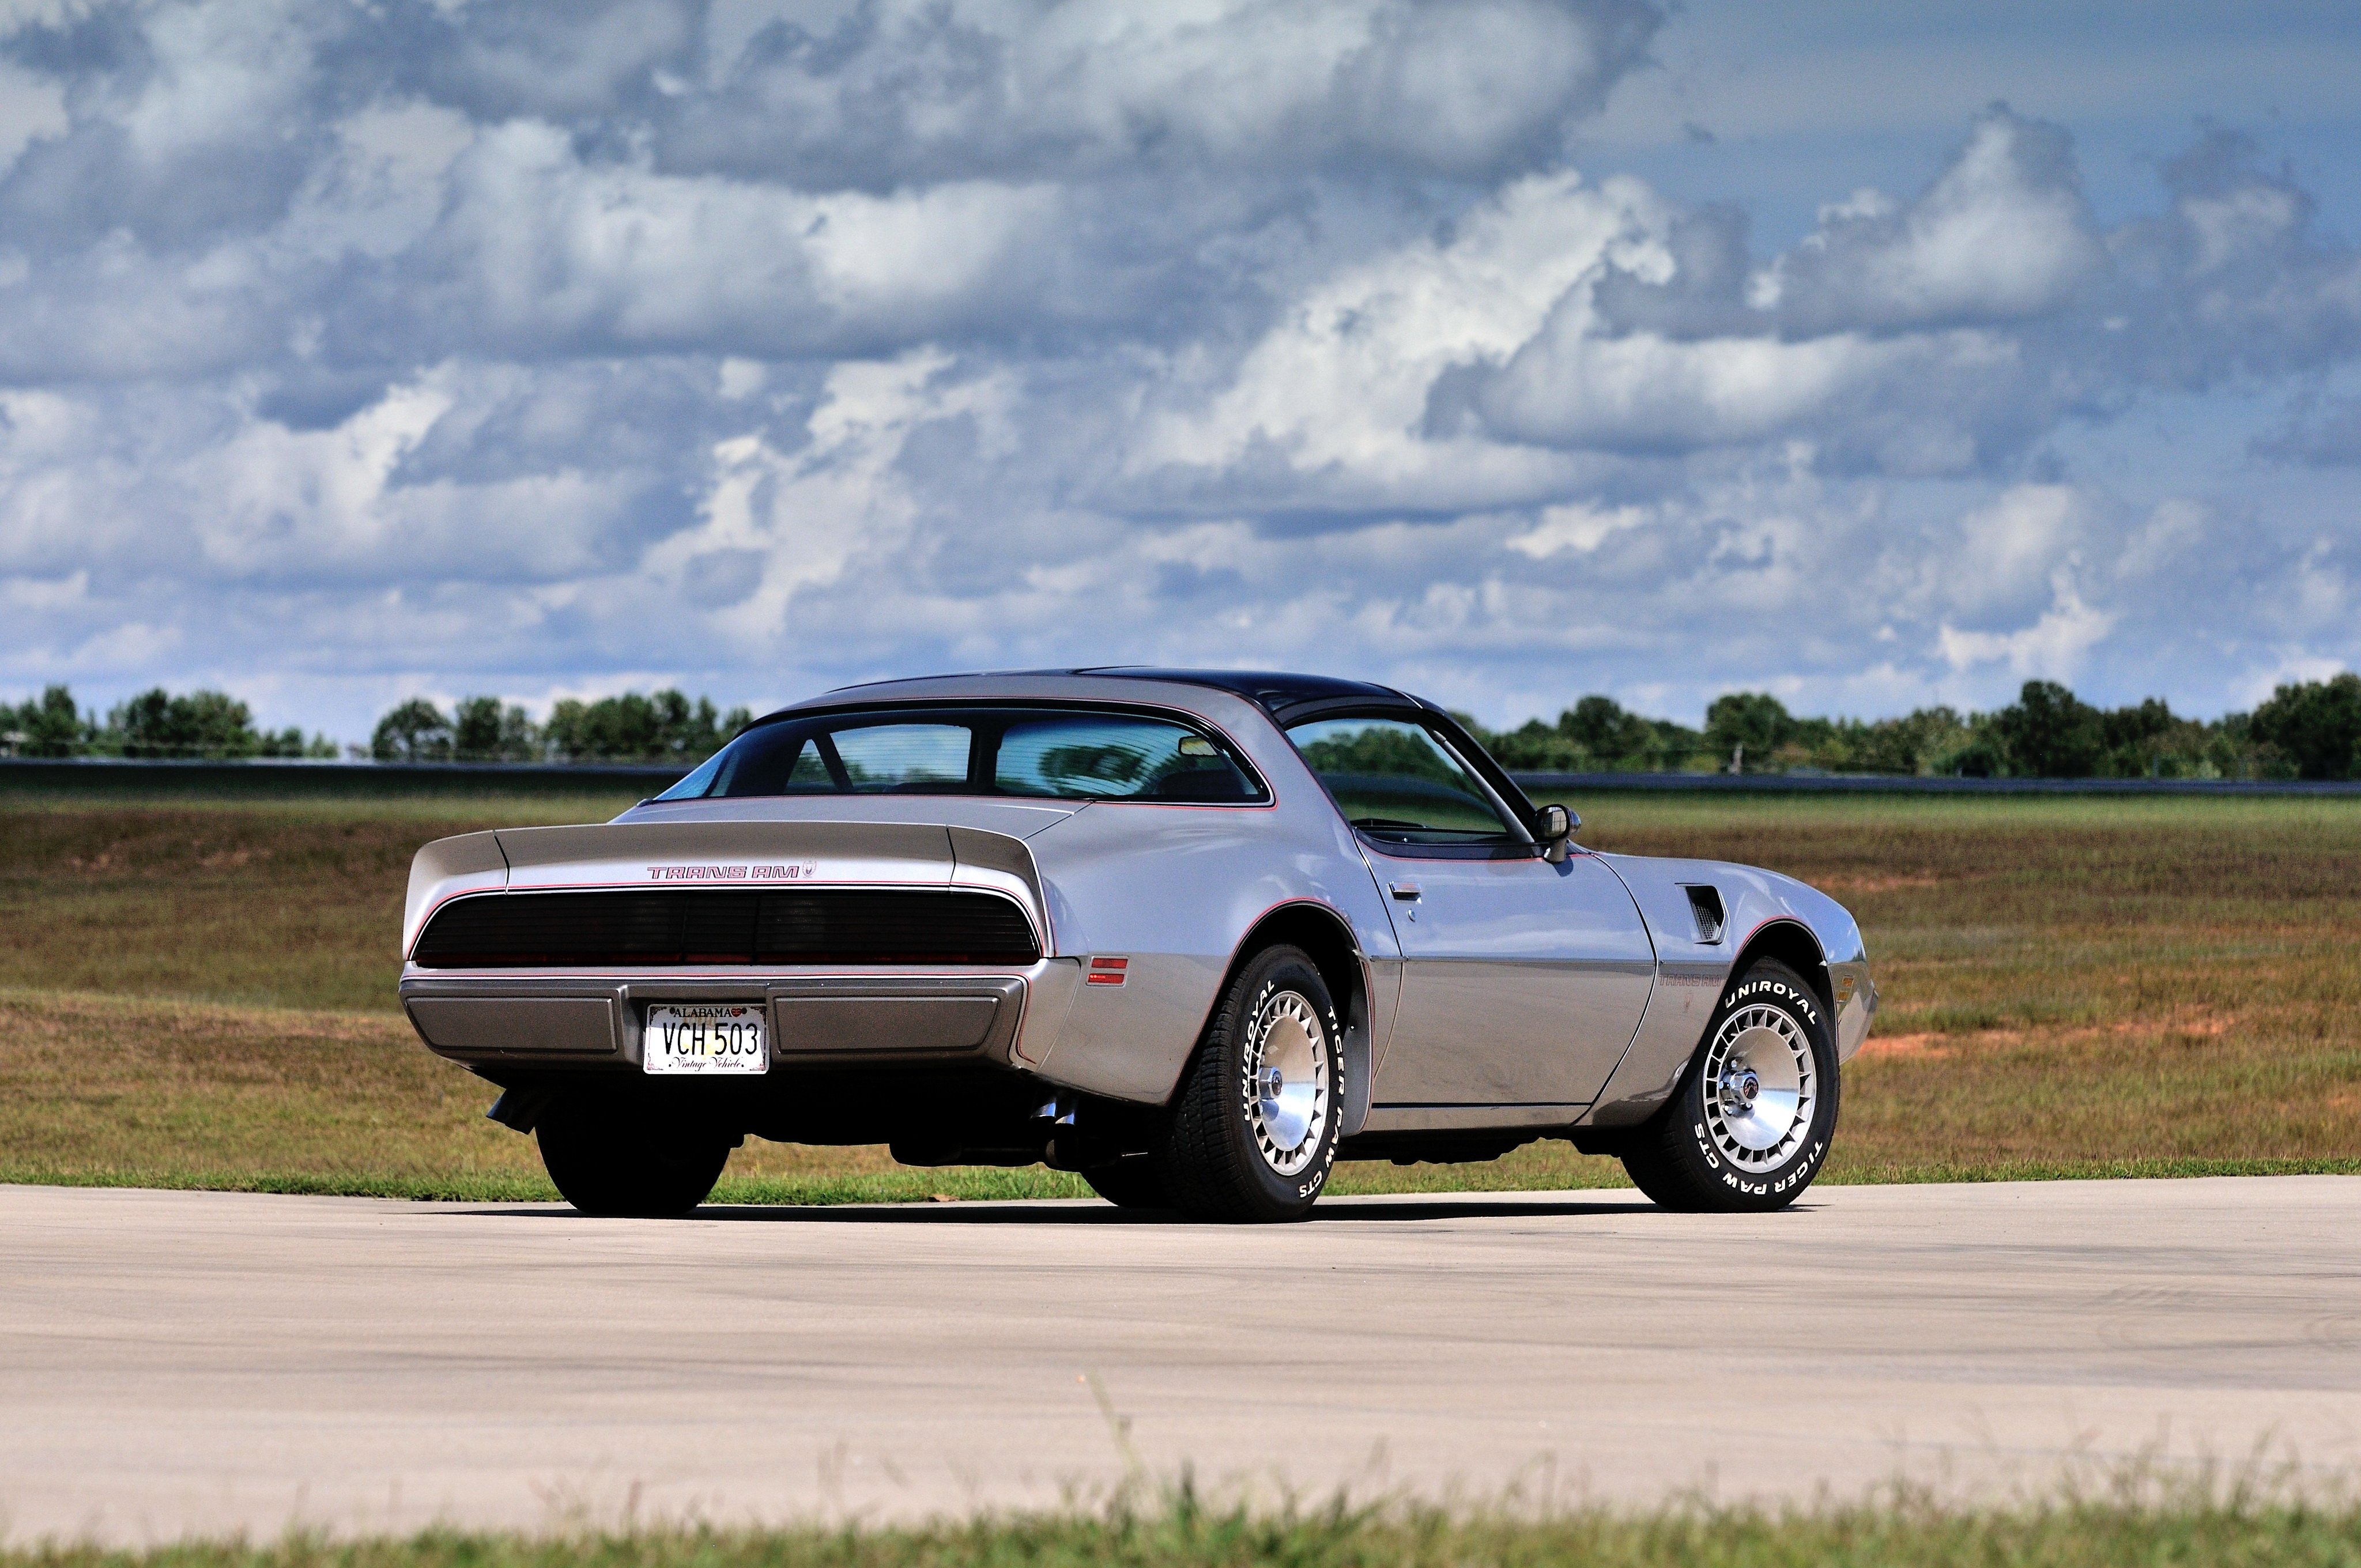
(1706, 1017, 1812, 1159)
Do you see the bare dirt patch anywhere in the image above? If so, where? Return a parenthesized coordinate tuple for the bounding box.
(1810, 873, 1945, 895)
(1854, 1031, 1950, 1060)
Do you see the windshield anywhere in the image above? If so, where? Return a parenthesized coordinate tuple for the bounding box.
(1284, 716, 1521, 844)
(655, 707, 1267, 803)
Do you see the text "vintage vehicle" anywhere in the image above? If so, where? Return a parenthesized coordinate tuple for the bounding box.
(399, 670, 1877, 1220)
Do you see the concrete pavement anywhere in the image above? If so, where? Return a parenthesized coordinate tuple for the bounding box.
(3, 1177, 2358, 1541)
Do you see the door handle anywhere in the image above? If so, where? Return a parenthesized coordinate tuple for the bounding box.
(1389, 881, 1422, 900)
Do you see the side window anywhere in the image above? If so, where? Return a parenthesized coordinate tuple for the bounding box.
(994, 715, 1263, 802)
(1285, 717, 1520, 845)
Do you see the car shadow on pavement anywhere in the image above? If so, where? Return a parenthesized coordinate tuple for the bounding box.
(457, 1195, 1652, 1225)
(705, 1196, 1647, 1224)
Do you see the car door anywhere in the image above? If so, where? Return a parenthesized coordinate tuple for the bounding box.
(1285, 715, 1657, 1109)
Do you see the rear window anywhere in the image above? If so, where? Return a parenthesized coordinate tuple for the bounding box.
(655, 707, 1268, 804)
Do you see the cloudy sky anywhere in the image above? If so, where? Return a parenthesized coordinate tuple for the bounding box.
(3, 0, 2358, 740)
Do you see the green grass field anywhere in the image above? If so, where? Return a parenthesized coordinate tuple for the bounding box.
(2, 789, 2357, 1202)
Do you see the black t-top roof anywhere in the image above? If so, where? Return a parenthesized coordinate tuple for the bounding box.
(1075, 668, 1530, 816)
(1071, 667, 1412, 719)
(767, 666, 1530, 817)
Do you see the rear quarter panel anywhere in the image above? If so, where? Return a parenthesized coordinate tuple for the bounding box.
(1024, 798, 1400, 1103)
(402, 831, 507, 959)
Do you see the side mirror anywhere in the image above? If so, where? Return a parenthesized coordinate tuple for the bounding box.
(1534, 802, 1578, 862)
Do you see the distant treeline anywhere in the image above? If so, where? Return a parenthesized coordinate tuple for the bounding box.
(1463, 676, 2361, 782)
(368, 691, 755, 765)
(0, 684, 750, 765)
(9, 674, 2361, 781)
(0, 685, 337, 760)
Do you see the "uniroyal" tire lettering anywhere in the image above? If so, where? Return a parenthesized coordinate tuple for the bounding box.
(1728, 977, 1821, 1028)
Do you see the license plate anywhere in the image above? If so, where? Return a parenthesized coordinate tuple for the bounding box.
(643, 1004, 768, 1075)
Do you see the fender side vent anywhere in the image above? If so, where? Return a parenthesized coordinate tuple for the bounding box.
(1684, 885, 1726, 944)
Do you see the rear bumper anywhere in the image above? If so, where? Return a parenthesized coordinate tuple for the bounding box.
(398, 961, 1069, 1072)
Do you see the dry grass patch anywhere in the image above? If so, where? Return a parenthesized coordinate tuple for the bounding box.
(0, 800, 635, 1012)
(3, 791, 2359, 1200)
(0, 987, 533, 1194)
(1578, 793, 2361, 1177)
(13, 1491, 2361, 1568)
(0, 986, 1068, 1203)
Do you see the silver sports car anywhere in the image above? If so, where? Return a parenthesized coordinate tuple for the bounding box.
(400, 669, 1876, 1220)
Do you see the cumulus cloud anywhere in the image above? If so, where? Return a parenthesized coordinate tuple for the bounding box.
(1383, 104, 2360, 489)
(0, 0, 346, 251)
(2111, 129, 2361, 386)
(0, 55, 66, 175)
(1468, 312, 1945, 456)
(1938, 484, 2088, 619)
(2, 0, 2359, 734)
(422, 122, 1063, 356)
(655, 0, 1661, 185)
(1505, 500, 1650, 558)
(1937, 572, 2118, 681)
(1127, 169, 1635, 511)
(1151, 106, 2132, 481)
(1767, 108, 2106, 336)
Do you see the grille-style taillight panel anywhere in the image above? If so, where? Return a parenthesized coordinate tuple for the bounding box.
(412, 889, 1039, 968)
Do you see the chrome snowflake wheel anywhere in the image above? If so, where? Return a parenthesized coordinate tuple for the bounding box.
(1240, 988, 1330, 1177)
(1700, 1001, 1816, 1169)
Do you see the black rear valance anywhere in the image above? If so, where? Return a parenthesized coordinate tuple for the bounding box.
(412, 889, 1040, 968)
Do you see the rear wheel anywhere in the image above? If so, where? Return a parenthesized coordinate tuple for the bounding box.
(1160, 944, 1342, 1222)
(1620, 959, 1840, 1213)
(536, 1097, 731, 1218)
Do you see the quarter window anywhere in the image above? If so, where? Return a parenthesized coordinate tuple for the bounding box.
(995, 714, 1259, 802)
(1285, 717, 1520, 845)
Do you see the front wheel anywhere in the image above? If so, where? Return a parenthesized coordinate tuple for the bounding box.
(536, 1097, 731, 1218)
(1159, 944, 1344, 1222)
(1620, 959, 1840, 1212)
